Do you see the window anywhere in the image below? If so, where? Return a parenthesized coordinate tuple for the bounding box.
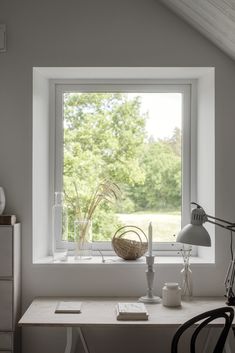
(51, 80, 195, 255)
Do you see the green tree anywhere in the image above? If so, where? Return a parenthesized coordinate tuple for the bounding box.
(63, 93, 146, 240)
(162, 127, 181, 157)
(128, 139, 181, 211)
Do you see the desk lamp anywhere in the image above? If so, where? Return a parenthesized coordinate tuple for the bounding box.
(176, 202, 235, 306)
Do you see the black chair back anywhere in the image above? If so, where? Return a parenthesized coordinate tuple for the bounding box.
(171, 307, 234, 353)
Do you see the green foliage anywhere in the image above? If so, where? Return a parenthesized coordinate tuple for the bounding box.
(92, 206, 123, 241)
(64, 92, 146, 184)
(63, 93, 146, 240)
(63, 92, 182, 241)
(128, 139, 181, 210)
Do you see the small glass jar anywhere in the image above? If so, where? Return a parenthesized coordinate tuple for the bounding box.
(162, 282, 181, 307)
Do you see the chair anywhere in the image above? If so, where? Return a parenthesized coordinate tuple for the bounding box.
(171, 307, 234, 353)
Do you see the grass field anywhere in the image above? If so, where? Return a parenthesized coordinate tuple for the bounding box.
(117, 211, 181, 242)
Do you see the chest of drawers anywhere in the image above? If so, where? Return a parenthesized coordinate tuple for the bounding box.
(0, 224, 21, 352)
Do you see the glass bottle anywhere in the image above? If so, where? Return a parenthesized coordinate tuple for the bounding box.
(181, 260, 193, 300)
(52, 192, 68, 262)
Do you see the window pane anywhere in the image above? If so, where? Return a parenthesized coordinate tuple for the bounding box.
(63, 92, 182, 242)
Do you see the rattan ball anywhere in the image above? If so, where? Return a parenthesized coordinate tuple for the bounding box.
(112, 225, 148, 260)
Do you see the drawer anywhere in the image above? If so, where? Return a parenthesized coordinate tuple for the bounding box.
(0, 332, 12, 350)
(0, 281, 12, 330)
(0, 227, 12, 277)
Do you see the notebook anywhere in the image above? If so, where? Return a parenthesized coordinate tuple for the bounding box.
(55, 301, 82, 313)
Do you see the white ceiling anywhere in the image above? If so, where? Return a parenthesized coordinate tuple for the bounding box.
(160, 0, 235, 60)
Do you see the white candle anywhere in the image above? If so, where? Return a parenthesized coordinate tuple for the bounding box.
(148, 222, 153, 256)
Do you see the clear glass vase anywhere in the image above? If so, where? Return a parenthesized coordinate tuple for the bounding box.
(74, 219, 92, 260)
(52, 192, 68, 262)
(181, 260, 193, 300)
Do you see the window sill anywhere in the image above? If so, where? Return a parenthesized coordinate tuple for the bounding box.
(34, 255, 215, 266)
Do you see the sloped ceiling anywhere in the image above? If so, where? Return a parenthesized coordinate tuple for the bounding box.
(160, 0, 235, 60)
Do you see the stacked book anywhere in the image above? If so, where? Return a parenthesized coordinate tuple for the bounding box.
(0, 215, 16, 225)
(116, 302, 149, 321)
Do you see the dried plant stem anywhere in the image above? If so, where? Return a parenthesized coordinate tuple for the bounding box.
(73, 181, 82, 220)
(75, 179, 121, 246)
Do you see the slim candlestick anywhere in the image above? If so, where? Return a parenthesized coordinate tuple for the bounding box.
(139, 255, 161, 304)
(148, 222, 152, 256)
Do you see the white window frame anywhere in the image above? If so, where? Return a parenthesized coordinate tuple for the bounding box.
(50, 79, 197, 256)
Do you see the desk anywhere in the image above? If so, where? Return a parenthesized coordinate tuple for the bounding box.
(19, 297, 235, 353)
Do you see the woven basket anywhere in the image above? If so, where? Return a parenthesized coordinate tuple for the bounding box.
(112, 226, 148, 260)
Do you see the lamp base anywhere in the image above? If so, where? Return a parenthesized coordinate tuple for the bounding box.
(139, 295, 161, 304)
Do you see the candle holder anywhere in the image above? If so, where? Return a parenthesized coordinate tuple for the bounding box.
(139, 255, 161, 304)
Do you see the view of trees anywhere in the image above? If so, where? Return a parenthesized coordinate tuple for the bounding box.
(63, 92, 181, 241)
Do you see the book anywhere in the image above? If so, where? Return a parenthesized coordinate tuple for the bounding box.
(55, 301, 82, 313)
(116, 302, 149, 321)
(0, 215, 16, 225)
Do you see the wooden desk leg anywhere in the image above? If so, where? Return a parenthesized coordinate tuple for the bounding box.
(202, 328, 234, 353)
(77, 327, 90, 353)
(64, 328, 74, 353)
(64, 327, 90, 353)
(202, 327, 213, 353)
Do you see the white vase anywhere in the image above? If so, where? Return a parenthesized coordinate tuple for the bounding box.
(0, 187, 6, 215)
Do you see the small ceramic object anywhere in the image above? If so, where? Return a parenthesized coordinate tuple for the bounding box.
(162, 282, 181, 307)
(0, 187, 6, 215)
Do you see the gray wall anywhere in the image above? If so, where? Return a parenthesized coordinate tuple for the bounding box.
(1, 0, 235, 352)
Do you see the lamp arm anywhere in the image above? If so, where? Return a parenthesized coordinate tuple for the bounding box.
(206, 214, 235, 227)
(208, 217, 235, 304)
(207, 219, 235, 232)
(191, 202, 235, 305)
(224, 259, 235, 305)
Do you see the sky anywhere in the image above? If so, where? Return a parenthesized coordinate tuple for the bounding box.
(127, 93, 182, 140)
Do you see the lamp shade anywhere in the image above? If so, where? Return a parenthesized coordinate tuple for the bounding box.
(176, 224, 211, 247)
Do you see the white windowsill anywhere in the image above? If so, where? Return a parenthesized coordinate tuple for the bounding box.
(34, 255, 215, 266)
(33, 67, 215, 265)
